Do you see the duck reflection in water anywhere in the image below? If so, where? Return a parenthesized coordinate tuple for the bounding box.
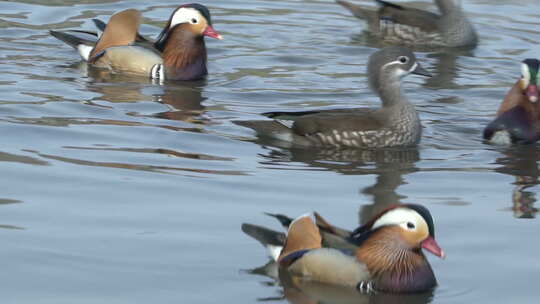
(151, 84, 208, 124)
(423, 49, 474, 90)
(247, 267, 434, 304)
(252, 142, 419, 224)
(358, 147, 419, 224)
(493, 146, 539, 218)
(73, 64, 209, 124)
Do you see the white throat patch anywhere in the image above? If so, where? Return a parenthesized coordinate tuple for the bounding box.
(521, 63, 531, 86)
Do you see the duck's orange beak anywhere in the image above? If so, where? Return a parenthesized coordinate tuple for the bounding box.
(526, 84, 539, 103)
(203, 25, 223, 40)
(421, 236, 446, 259)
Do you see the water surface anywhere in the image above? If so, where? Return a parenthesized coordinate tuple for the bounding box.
(0, 0, 539, 303)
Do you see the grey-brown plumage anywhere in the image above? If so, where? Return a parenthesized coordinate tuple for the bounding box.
(337, 0, 478, 48)
(236, 47, 431, 149)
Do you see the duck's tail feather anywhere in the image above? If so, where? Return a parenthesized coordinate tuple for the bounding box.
(49, 30, 96, 48)
(235, 120, 292, 134)
(264, 212, 294, 229)
(49, 30, 96, 61)
(241, 223, 285, 261)
(235, 120, 318, 148)
(336, 0, 378, 22)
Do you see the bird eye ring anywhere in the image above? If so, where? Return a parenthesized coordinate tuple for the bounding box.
(191, 18, 198, 24)
(398, 56, 409, 64)
(407, 222, 415, 229)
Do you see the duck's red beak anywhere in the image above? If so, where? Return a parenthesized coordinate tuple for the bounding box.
(203, 25, 223, 40)
(526, 84, 539, 103)
(421, 236, 446, 259)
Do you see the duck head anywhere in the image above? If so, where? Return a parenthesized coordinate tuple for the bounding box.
(351, 204, 444, 293)
(484, 59, 540, 144)
(368, 47, 431, 106)
(154, 3, 222, 52)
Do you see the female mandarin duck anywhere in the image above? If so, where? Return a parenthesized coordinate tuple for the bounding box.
(484, 59, 540, 144)
(49, 3, 222, 81)
(336, 0, 478, 48)
(242, 204, 445, 293)
(236, 47, 431, 148)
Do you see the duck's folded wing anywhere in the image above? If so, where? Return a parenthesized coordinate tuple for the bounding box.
(264, 108, 363, 119)
(376, 0, 439, 32)
(336, 0, 379, 25)
(290, 110, 384, 136)
(314, 212, 351, 238)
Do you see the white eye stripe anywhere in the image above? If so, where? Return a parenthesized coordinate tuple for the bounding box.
(372, 208, 426, 231)
(170, 7, 202, 28)
(381, 60, 415, 70)
(381, 60, 402, 70)
(380, 58, 416, 78)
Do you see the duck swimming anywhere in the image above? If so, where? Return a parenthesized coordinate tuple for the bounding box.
(242, 204, 445, 293)
(50, 3, 222, 81)
(236, 47, 431, 148)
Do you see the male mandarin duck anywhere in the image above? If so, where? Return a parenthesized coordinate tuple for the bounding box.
(236, 47, 431, 148)
(336, 0, 478, 48)
(484, 59, 540, 144)
(49, 3, 222, 81)
(242, 204, 445, 293)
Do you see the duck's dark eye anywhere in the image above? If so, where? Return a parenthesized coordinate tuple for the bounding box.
(191, 18, 198, 24)
(407, 222, 415, 229)
(398, 56, 409, 64)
